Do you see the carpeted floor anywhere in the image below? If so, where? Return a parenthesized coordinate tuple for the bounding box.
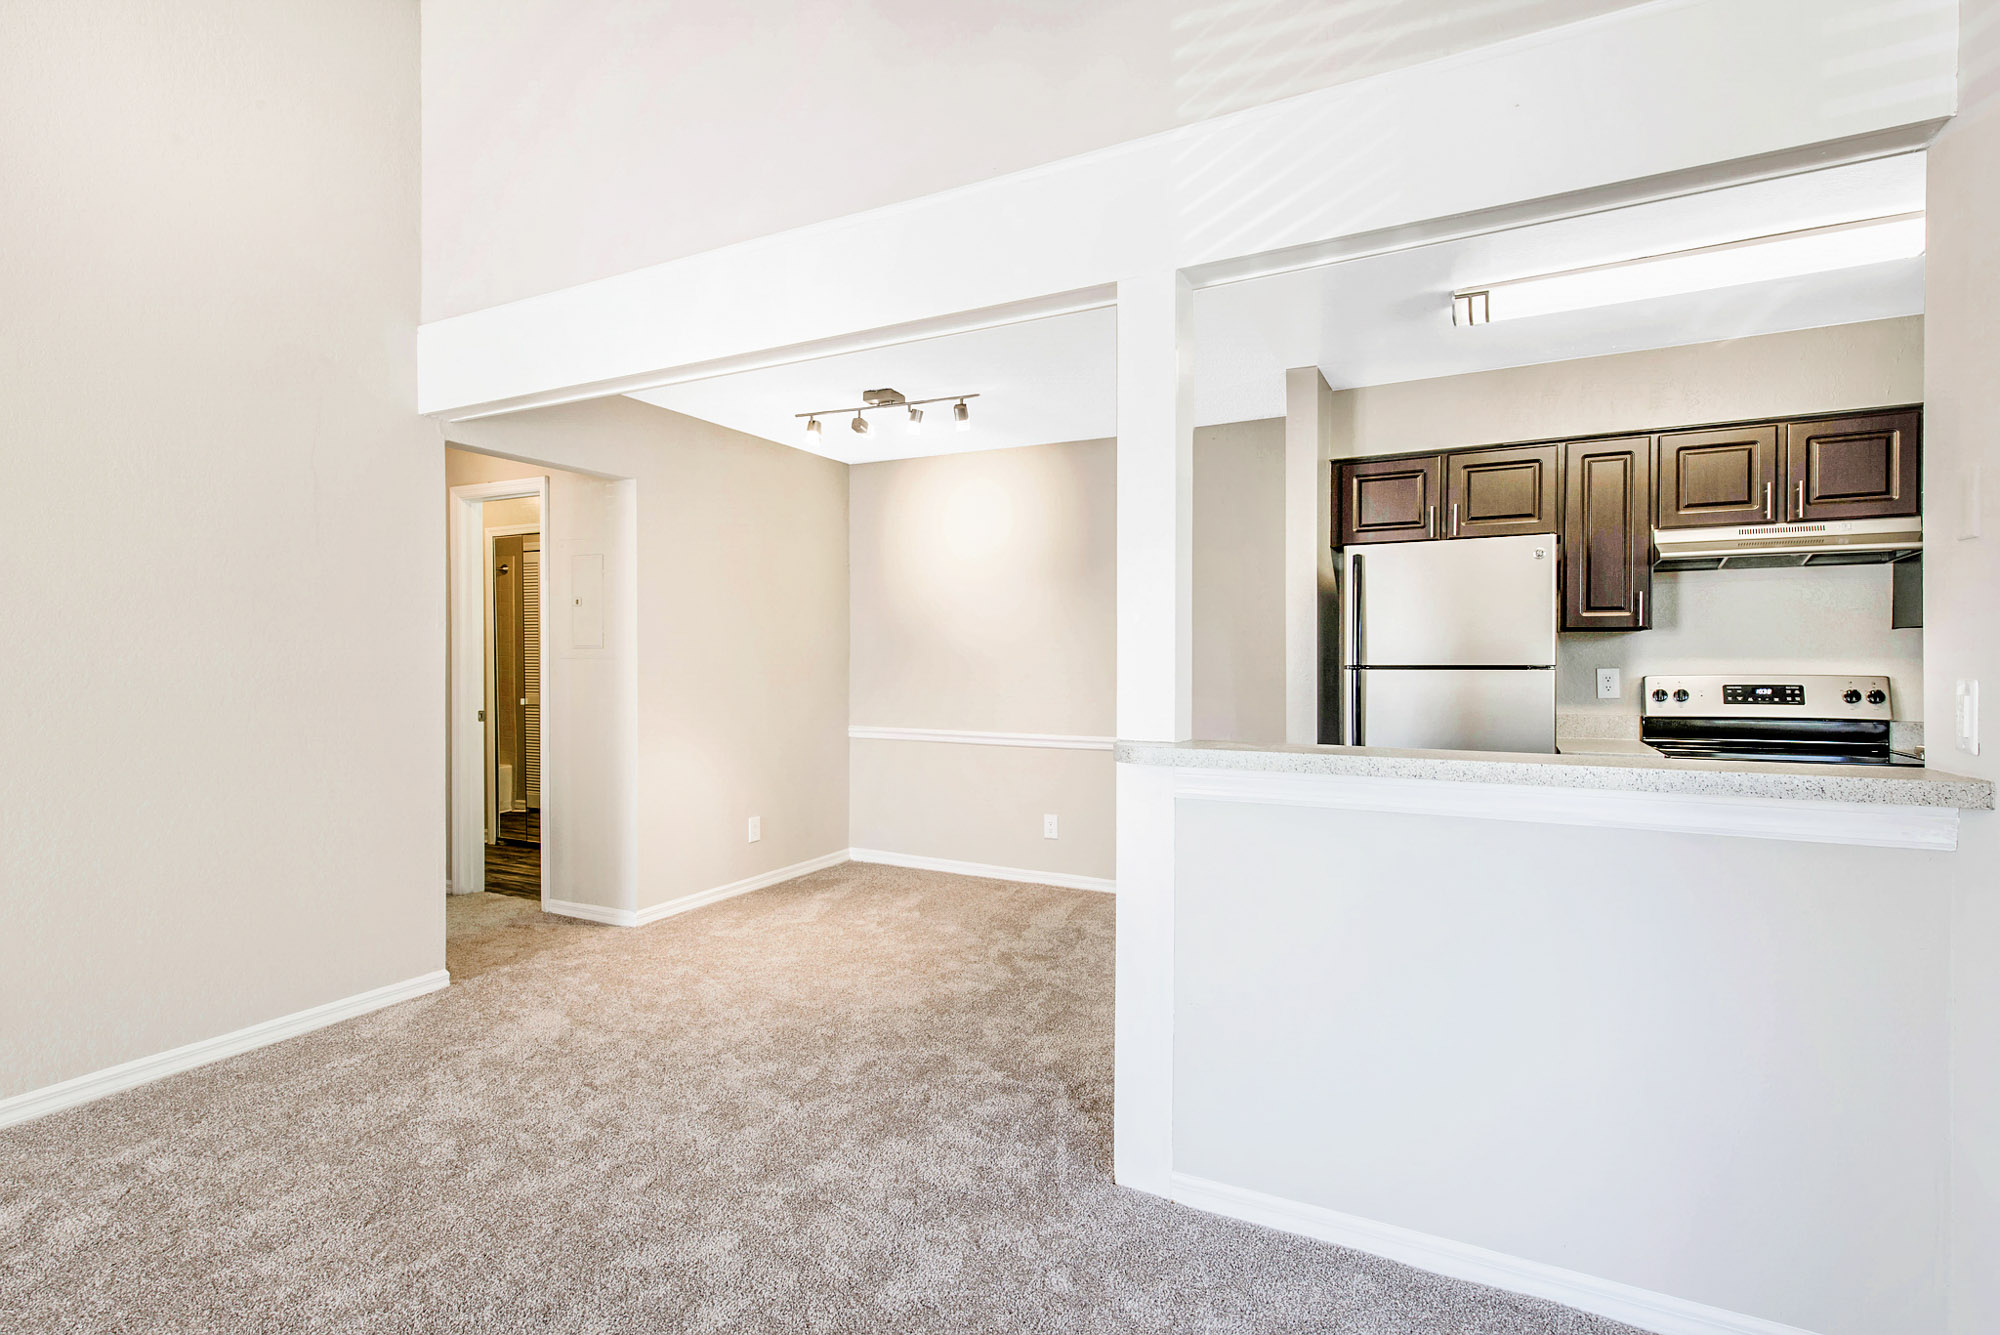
(1, 864, 1640, 1334)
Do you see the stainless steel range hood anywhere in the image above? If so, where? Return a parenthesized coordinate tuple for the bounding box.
(1652, 516, 1923, 570)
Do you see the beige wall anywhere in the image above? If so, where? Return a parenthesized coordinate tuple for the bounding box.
(1927, 3, 2000, 1330)
(1325, 317, 1924, 459)
(0, 1, 437, 1098)
(447, 398, 850, 911)
(420, 0, 1647, 319)
(849, 439, 1115, 880)
(1195, 419, 1287, 743)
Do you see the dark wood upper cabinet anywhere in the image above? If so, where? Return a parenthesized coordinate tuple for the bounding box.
(1337, 454, 1441, 545)
(1445, 443, 1559, 538)
(1784, 411, 1920, 521)
(1656, 424, 1780, 529)
(1562, 437, 1651, 630)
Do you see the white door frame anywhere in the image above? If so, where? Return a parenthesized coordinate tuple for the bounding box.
(450, 478, 552, 903)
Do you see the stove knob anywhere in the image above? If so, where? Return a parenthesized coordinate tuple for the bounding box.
(1651, 688, 1669, 703)
(1672, 689, 1689, 703)
(1843, 689, 1863, 704)
(1866, 689, 1887, 705)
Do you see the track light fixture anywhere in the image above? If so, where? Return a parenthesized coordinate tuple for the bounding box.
(793, 388, 980, 446)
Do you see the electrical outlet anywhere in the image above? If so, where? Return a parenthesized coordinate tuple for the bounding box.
(747, 815, 761, 843)
(1596, 668, 1621, 700)
(1956, 680, 1980, 756)
(1043, 813, 1059, 840)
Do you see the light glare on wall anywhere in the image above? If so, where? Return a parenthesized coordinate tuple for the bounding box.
(1451, 212, 1926, 326)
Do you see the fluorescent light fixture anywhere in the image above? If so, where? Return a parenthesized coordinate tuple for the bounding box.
(1452, 212, 1925, 326)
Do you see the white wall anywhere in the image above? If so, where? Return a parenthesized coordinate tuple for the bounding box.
(1195, 419, 1287, 743)
(446, 448, 639, 910)
(1560, 566, 1924, 724)
(446, 398, 849, 914)
(1324, 317, 1924, 459)
(0, 0, 437, 1099)
(849, 440, 1116, 879)
(1174, 798, 1950, 1335)
(420, 0, 1648, 320)
(1923, 3, 2000, 1331)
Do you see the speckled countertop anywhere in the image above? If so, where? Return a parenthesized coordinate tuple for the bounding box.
(1116, 739, 1994, 810)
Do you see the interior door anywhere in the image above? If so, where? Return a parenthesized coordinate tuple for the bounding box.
(521, 541, 541, 808)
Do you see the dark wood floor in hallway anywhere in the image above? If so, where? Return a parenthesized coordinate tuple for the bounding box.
(485, 808, 539, 899)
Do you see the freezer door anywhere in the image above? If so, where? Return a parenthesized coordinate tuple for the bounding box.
(1346, 533, 1557, 667)
(1349, 667, 1555, 753)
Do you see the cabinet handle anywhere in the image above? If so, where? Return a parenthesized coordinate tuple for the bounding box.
(1427, 504, 1435, 538)
(1763, 482, 1773, 521)
(1795, 480, 1805, 519)
(1636, 588, 1645, 627)
(1451, 502, 1460, 536)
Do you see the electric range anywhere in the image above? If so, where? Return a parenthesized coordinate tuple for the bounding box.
(1639, 673, 1922, 767)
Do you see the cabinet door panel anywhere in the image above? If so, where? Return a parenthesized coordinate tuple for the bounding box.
(1446, 443, 1559, 538)
(1657, 425, 1780, 529)
(1784, 411, 1920, 520)
(1338, 455, 1441, 546)
(1563, 437, 1651, 630)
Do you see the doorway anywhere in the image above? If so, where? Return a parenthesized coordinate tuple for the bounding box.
(450, 477, 552, 903)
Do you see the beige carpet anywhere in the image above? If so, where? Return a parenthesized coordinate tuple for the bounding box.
(1, 863, 1639, 1333)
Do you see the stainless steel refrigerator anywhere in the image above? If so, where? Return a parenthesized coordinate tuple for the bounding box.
(1338, 533, 1557, 753)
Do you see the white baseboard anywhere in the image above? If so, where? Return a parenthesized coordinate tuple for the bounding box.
(543, 850, 853, 928)
(848, 847, 1115, 894)
(1166, 1173, 1820, 1335)
(0, 970, 451, 1131)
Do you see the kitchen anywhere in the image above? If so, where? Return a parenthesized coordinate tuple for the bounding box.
(1329, 401, 1927, 769)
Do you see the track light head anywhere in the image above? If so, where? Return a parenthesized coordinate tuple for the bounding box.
(906, 406, 923, 434)
(805, 416, 822, 442)
(851, 411, 870, 436)
(954, 400, 971, 432)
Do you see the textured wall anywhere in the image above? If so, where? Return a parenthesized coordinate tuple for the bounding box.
(0, 0, 439, 1097)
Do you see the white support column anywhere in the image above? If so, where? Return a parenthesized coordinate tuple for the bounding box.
(1114, 270, 1194, 1196)
(1284, 367, 1335, 745)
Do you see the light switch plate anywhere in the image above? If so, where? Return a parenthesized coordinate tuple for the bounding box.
(1596, 668, 1621, 700)
(1043, 814, 1058, 839)
(1956, 680, 1980, 756)
(747, 815, 761, 843)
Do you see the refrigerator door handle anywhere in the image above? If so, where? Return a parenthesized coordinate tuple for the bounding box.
(1348, 553, 1366, 745)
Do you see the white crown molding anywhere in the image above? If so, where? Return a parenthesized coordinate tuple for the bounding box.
(849, 725, 1114, 751)
(544, 849, 852, 928)
(0, 970, 451, 1130)
(1168, 1172, 1823, 1335)
(848, 847, 1114, 894)
(1166, 766, 1960, 851)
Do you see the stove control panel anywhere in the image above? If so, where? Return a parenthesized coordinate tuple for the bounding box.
(1722, 683, 1805, 706)
(1642, 674, 1893, 720)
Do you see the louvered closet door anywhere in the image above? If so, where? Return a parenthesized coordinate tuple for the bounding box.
(522, 545, 541, 808)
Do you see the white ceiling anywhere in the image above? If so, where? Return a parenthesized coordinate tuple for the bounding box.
(631, 153, 1925, 462)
